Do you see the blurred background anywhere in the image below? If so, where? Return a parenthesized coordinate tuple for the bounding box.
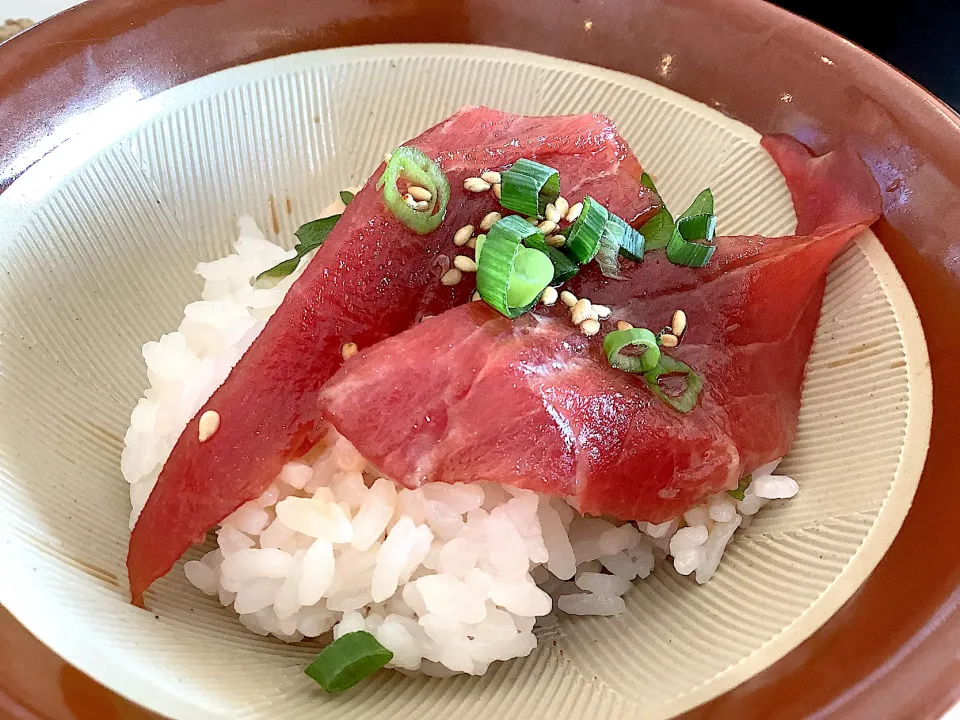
(776, 0, 960, 109)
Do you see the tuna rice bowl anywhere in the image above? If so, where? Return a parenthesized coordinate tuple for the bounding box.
(121, 106, 882, 692)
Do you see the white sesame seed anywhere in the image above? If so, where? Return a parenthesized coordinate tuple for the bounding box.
(441, 268, 463, 286)
(526, 216, 539, 226)
(481, 170, 502, 185)
(402, 193, 417, 208)
(660, 333, 679, 348)
(672, 309, 688, 336)
(541, 286, 559, 306)
(580, 319, 601, 336)
(537, 220, 558, 235)
(341, 342, 358, 360)
(571, 298, 593, 325)
(593, 304, 612, 319)
(453, 224, 474, 246)
(566, 202, 584, 223)
(468, 234, 481, 249)
(589, 310, 600, 322)
(545, 235, 566, 248)
(617, 320, 634, 331)
(383, 152, 393, 164)
(545, 203, 561, 223)
(454, 255, 478, 272)
(493, 183, 502, 200)
(464, 177, 491, 192)
(555, 197, 570, 218)
(407, 185, 432, 202)
(560, 290, 578, 307)
(480, 211, 502, 231)
(414, 200, 430, 211)
(471, 291, 482, 302)
(198, 410, 220, 443)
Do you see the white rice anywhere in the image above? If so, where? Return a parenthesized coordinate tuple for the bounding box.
(122, 214, 798, 676)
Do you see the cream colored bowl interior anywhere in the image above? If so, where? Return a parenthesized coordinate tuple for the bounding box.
(0, 45, 931, 720)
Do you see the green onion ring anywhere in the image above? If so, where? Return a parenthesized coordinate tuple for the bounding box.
(565, 196, 609, 264)
(643, 354, 703, 413)
(603, 328, 661, 374)
(500, 159, 561, 218)
(666, 213, 717, 268)
(376, 146, 450, 235)
(477, 215, 554, 318)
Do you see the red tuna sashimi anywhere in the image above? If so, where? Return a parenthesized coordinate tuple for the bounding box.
(127, 107, 657, 603)
(317, 136, 882, 522)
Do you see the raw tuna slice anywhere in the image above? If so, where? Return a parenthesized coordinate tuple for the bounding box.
(127, 107, 657, 603)
(317, 136, 882, 522)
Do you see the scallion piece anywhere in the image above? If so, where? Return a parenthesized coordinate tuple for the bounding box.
(599, 215, 645, 274)
(636, 209, 674, 251)
(637, 173, 675, 251)
(304, 631, 393, 693)
(596, 229, 624, 279)
(255, 214, 341, 286)
(616, 222, 645, 262)
(666, 213, 718, 268)
(340, 190, 355, 206)
(728, 475, 752, 501)
(565, 196, 608, 264)
(678, 188, 714, 219)
(603, 328, 661, 374)
(477, 215, 554, 318)
(376, 146, 450, 235)
(500, 159, 561, 218)
(643, 354, 703, 413)
(523, 235, 580, 286)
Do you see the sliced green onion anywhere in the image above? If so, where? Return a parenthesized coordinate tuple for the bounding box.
(644, 354, 703, 413)
(603, 328, 661, 374)
(616, 223, 645, 262)
(637, 177, 715, 255)
(523, 236, 580, 286)
(596, 229, 624, 279)
(255, 214, 341, 286)
(636, 208, 675, 251)
(376, 146, 450, 235)
(678, 188, 714, 220)
(666, 213, 718, 268)
(728, 475, 752, 501)
(340, 190, 355, 206)
(601, 214, 645, 268)
(678, 212, 717, 242)
(636, 173, 675, 251)
(304, 631, 393, 693)
(500, 159, 560, 218)
(565, 196, 608, 263)
(508, 247, 554, 308)
(477, 215, 553, 318)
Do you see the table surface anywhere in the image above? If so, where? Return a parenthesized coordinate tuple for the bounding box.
(0, 1, 957, 719)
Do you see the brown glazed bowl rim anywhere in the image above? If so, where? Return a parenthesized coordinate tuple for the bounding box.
(0, 1, 958, 719)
